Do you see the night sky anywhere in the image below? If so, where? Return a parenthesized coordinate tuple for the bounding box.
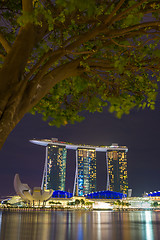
(0, 96, 160, 198)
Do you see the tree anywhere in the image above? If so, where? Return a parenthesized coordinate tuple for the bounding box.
(114, 199, 121, 208)
(114, 200, 131, 209)
(85, 201, 93, 209)
(0, 0, 160, 149)
(75, 199, 80, 206)
(80, 198, 85, 205)
(151, 201, 159, 207)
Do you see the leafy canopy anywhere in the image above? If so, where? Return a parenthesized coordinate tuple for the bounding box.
(0, 0, 160, 127)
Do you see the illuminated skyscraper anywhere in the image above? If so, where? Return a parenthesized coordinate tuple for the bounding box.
(42, 144, 67, 191)
(74, 148, 96, 196)
(107, 144, 128, 194)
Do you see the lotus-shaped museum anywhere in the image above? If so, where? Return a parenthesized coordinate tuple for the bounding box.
(14, 174, 53, 203)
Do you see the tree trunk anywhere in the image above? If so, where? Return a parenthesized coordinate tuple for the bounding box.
(0, 22, 47, 149)
(0, 58, 83, 150)
(0, 115, 19, 149)
(0, 78, 28, 149)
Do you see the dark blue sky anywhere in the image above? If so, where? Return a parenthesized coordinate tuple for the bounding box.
(0, 100, 160, 197)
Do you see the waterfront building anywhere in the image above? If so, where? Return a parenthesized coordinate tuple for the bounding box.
(74, 148, 96, 196)
(107, 143, 128, 194)
(42, 143, 67, 191)
(146, 191, 160, 197)
(30, 139, 128, 196)
(14, 174, 53, 204)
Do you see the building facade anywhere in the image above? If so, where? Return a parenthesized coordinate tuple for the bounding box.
(107, 144, 128, 194)
(74, 148, 96, 196)
(42, 145, 67, 191)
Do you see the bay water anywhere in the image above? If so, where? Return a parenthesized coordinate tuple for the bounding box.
(0, 210, 160, 240)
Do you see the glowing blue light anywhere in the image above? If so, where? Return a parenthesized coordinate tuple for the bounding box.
(52, 190, 73, 198)
(85, 190, 126, 199)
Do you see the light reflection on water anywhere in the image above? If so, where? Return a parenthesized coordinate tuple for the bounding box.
(0, 210, 160, 240)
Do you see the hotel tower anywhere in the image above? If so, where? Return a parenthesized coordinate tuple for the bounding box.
(107, 143, 128, 194)
(73, 148, 96, 196)
(30, 139, 128, 195)
(42, 144, 67, 191)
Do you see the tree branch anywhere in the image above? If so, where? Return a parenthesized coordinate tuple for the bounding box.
(25, 49, 53, 81)
(22, 0, 33, 13)
(66, 50, 94, 55)
(105, 0, 126, 24)
(138, 37, 160, 50)
(0, 53, 5, 60)
(19, 58, 84, 116)
(111, 0, 147, 24)
(0, 32, 11, 53)
(108, 21, 160, 38)
(26, 49, 66, 84)
(110, 38, 135, 48)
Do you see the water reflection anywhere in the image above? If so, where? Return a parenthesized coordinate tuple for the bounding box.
(0, 210, 160, 240)
(0, 212, 2, 234)
(145, 211, 154, 240)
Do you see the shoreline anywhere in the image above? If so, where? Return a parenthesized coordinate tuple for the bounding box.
(0, 207, 159, 212)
